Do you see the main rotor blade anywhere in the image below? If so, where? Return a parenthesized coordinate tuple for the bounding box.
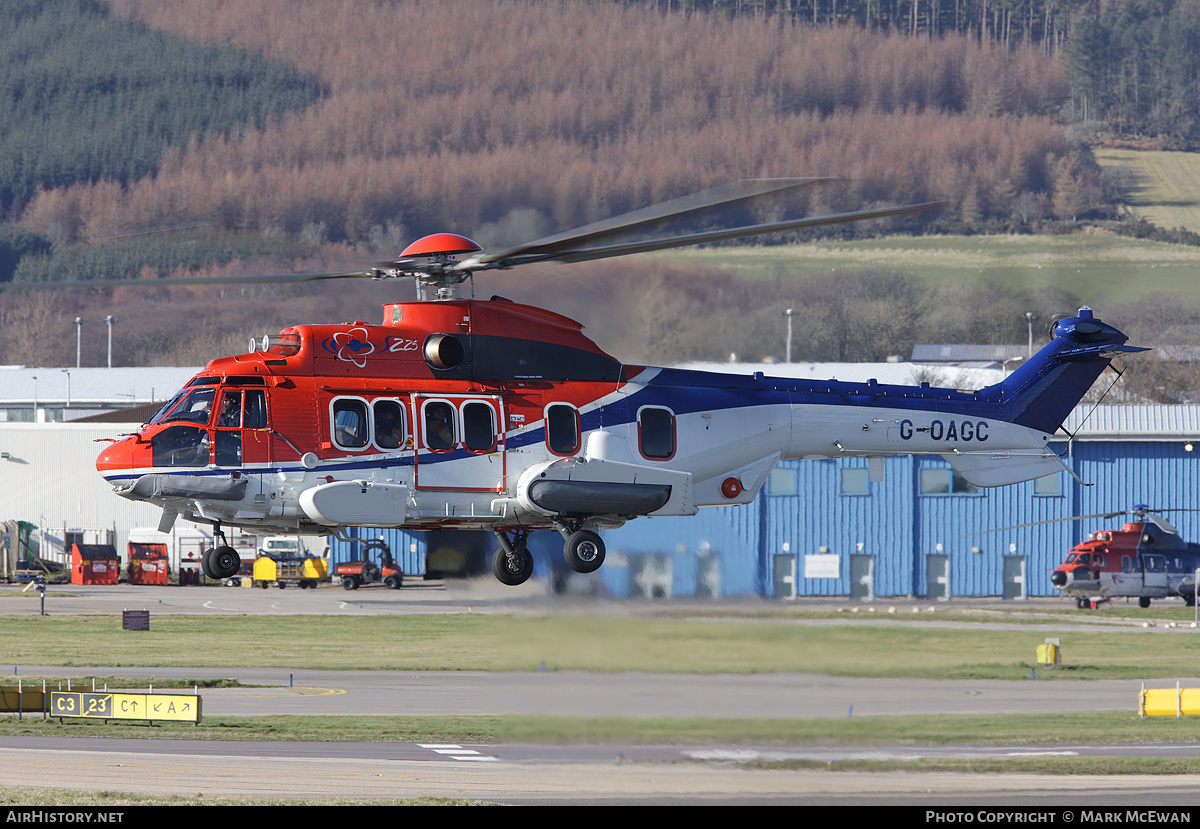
(0, 269, 383, 291)
(494, 201, 942, 267)
(1144, 513, 1180, 534)
(477, 177, 836, 265)
(971, 507, 1194, 536)
(970, 512, 1129, 535)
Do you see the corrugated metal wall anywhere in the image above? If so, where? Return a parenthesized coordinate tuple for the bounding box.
(578, 438, 1198, 600)
(327, 439, 1200, 601)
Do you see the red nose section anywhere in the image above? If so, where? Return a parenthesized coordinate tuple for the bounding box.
(96, 436, 137, 474)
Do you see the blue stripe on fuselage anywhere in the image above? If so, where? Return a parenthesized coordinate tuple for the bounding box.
(625, 367, 1004, 420)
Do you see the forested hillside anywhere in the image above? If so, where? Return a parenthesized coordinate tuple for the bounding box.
(19, 0, 1080, 251)
(0, 0, 1189, 378)
(0, 0, 321, 218)
(630, 0, 1200, 149)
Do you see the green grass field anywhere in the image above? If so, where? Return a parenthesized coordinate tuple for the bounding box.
(646, 149, 1200, 306)
(1094, 147, 1200, 234)
(655, 231, 1200, 306)
(2, 610, 1199, 680)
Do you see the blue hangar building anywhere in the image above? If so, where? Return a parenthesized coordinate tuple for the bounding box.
(330, 405, 1200, 601)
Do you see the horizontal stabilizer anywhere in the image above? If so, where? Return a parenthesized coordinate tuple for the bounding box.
(943, 451, 1070, 488)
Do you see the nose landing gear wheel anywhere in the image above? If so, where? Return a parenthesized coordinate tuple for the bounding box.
(564, 530, 605, 574)
(202, 546, 242, 580)
(492, 548, 534, 586)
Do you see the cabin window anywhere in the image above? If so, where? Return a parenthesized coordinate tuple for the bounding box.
(423, 401, 457, 451)
(373, 399, 407, 450)
(462, 401, 496, 453)
(546, 404, 580, 456)
(919, 467, 979, 495)
(840, 468, 869, 495)
(1124, 556, 1135, 573)
(638, 407, 675, 460)
(332, 398, 369, 450)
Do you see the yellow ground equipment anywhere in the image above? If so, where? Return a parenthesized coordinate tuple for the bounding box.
(252, 556, 326, 589)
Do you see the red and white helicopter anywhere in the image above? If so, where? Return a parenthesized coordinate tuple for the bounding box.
(1045, 507, 1200, 609)
(91, 179, 1145, 585)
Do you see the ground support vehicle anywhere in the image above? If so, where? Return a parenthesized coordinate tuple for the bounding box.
(334, 539, 402, 590)
(250, 555, 327, 589)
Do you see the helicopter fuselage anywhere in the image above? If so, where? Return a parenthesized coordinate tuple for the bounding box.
(95, 299, 1137, 584)
(1050, 522, 1200, 608)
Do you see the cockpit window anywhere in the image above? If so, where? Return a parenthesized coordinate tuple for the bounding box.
(150, 387, 216, 425)
(152, 425, 209, 467)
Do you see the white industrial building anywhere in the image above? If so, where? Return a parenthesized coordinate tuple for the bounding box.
(0, 366, 212, 577)
(0, 366, 198, 423)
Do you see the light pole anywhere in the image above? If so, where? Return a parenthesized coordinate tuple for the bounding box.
(31, 375, 37, 423)
(105, 315, 115, 368)
(74, 317, 82, 368)
(783, 308, 795, 363)
(61, 369, 71, 410)
(1023, 312, 1039, 358)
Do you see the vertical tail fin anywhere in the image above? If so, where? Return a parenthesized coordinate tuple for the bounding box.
(987, 307, 1146, 434)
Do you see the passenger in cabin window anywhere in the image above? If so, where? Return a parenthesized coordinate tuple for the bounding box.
(375, 403, 405, 449)
(426, 403, 455, 450)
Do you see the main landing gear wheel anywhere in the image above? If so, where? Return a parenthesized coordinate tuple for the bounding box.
(1139, 596, 1152, 608)
(201, 546, 241, 580)
(564, 530, 605, 574)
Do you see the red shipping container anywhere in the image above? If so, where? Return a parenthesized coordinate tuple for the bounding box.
(71, 544, 119, 585)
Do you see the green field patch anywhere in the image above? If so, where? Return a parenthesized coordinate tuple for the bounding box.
(0, 675, 241, 690)
(3, 612, 1200, 679)
(657, 232, 1200, 306)
(3, 710, 1197, 748)
(1094, 148, 1200, 234)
